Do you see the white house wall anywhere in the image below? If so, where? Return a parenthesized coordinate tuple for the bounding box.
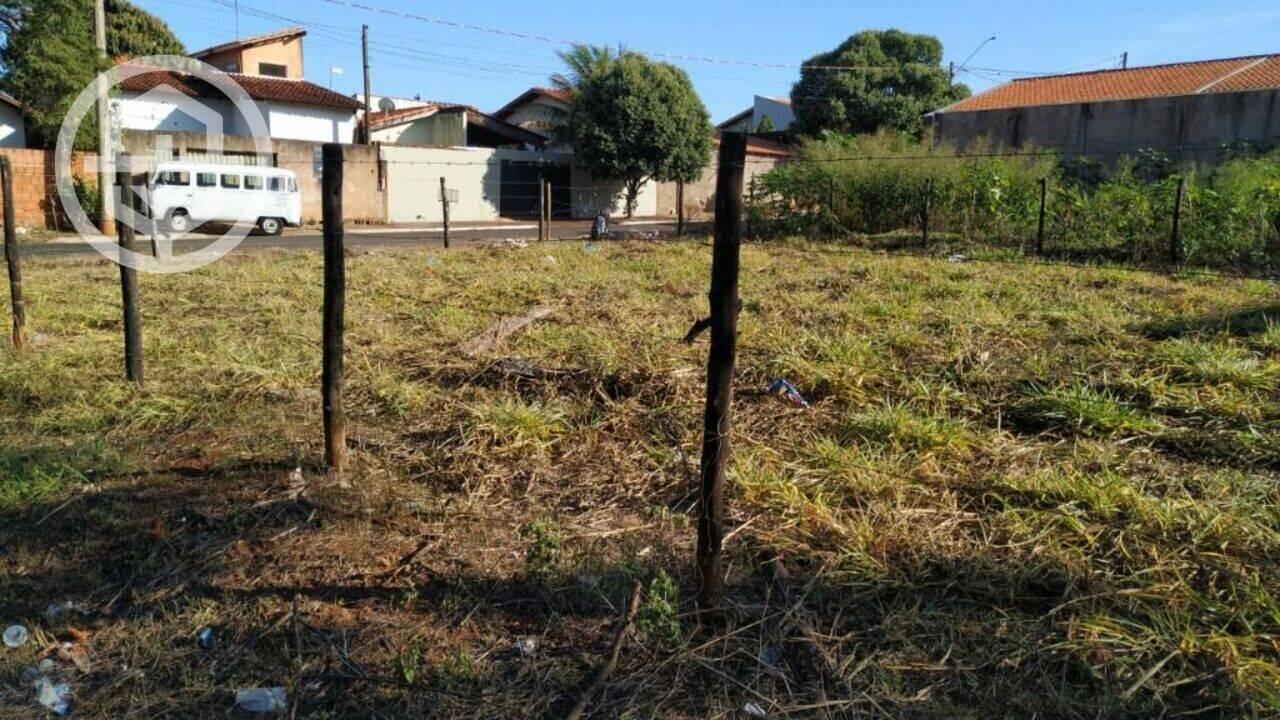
(0, 104, 26, 148)
(114, 93, 356, 144)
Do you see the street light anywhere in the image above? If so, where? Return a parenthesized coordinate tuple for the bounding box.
(953, 35, 997, 80)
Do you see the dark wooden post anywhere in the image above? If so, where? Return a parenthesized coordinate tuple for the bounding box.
(676, 179, 686, 237)
(696, 131, 746, 611)
(321, 144, 347, 472)
(537, 174, 546, 242)
(545, 179, 553, 239)
(439, 177, 450, 250)
(1170, 176, 1185, 266)
(1036, 177, 1048, 256)
(115, 159, 143, 384)
(829, 175, 837, 242)
(922, 178, 932, 245)
(2, 157, 25, 350)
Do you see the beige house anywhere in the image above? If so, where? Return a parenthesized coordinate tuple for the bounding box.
(191, 27, 306, 79)
(493, 87, 572, 150)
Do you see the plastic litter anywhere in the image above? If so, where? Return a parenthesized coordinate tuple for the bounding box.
(767, 379, 809, 408)
(44, 600, 75, 622)
(3, 624, 29, 648)
(197, 626, 215, 650)
(948, 253, 967, 263)
(235, 687, 287, 713)
(516, 637, 537, 657)
(583, 242, 598, 253)
(19, 665, 40, 684)
(34, 677, 72, 716)
(590, 211, 610, 241)
(742, 701, 767, 718)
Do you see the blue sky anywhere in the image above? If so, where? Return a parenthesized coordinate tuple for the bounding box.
(135, 0, 1280, 123)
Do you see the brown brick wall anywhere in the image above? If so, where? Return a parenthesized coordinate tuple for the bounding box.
(0, 148, 96, 230)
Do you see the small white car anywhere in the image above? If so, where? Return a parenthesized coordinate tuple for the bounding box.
(147, 162, 301, 236)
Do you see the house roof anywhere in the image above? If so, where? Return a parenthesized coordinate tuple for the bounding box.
(369, 101, 547, 146)
(0, 91, 27, 113)
(118, 65, 361, 111)
(367, 103, 467, 130)
(716, 107, 754, 130)
(939, 53, 1280, 113)
(493, 87, 572, 120)
(713, 130, 795, 159)
(190, 27, 307, 59)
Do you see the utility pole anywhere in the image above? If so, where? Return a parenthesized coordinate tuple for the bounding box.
(948, 61, 955, 82)
(94, 0, 114, 237)
(362, 25, 373, 145)
(1121, 52, 1129, 70)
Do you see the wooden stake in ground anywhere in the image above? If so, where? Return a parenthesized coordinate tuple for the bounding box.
(676, 179, 686, 237)
(321, 144, 347, 472)
(696, 131, 746, 610)
(115, 160, 143, 384)
(537, 174, 547, 243)
(439, 177, 450, 250)
(1170, 176, 1186, 266)
(544, 178, 553, 240)
(1036, 177, 1048, 256)
(1, 157, 25, 351)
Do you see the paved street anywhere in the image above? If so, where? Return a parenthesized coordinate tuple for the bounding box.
(22, 218, 704, 259)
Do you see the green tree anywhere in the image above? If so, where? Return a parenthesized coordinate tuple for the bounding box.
(755, 114, 777, 133)
(0, 0, 184, 147)
(570, 52, 713, 217)
(790, 29, 968, 137)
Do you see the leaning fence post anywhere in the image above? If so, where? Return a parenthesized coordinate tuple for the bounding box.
(922, 178, 932, 245)
(321, 144, 347, 472)
(115, 157, 143, 384)
(1170, 176, 1185, 266)
(1036, 177, 1048, 256)
(696, 131, 746, 611)
(439, 177, 450, 250)
(1, 157, 25, 351)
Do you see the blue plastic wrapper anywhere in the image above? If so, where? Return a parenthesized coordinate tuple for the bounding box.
(767, 379, 809, 407)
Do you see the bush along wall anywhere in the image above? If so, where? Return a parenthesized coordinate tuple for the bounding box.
(749, 134, 1280, 275)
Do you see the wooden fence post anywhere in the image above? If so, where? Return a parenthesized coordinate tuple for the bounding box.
(1, 157, 25, 351)
(829, 175, 837, 242)
(676, 179, 686, 237)
(696, 131, 746, 611)
(1170, 176, 1185, 266)
(115, 158, 143, 384)
(1036, 177, 1047, 256)
(322, 144, 347, 472)
(439, 177, 450, 250)
(922, 178, 932, 245)
(537, 174, 546, 242)
(545, 179, 553, 240)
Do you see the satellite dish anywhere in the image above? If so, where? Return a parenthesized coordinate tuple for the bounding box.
(378, 97, 396, 112)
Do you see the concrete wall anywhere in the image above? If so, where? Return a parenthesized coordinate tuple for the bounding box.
(122, 130, 384, 225)
(932, 88, 1280, 160)
(0, 104, 26, 148)
(656, 154, 784, 218)
(569, 166, 658, 218)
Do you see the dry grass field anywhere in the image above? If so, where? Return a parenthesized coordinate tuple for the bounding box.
(1, 239, 1279, 718)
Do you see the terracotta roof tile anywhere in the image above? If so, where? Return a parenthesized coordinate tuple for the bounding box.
(190, 27, 306, 59)
(941, 54, 1280, 113)
(367, 103, 466, 129)
(119, 66, 361, 111)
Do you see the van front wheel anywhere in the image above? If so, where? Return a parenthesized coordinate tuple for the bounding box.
(258, 217, 284, 236)
(166, 209, 191, 234)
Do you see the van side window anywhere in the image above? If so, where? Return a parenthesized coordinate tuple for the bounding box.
(287, 178, 298, 192)
(156, 171, 190, 186)
(244, 175, 263, 190)
(197, 173, 216, 187)
(220, 174, 241, 189)
(267, 177, 283, 192)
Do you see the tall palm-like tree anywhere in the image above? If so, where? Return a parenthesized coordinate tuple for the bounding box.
(550, 44, 616, 97)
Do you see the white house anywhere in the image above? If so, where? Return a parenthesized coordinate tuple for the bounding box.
(0, 92, 27, 148)
(717, 95, 794, 133)
(114, 66, 361, 145)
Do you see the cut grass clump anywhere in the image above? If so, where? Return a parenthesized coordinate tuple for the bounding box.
(1011, 382, 1157, 436)
(841, 403, 974, 458)
(1153, 338, 1275, 388)
(464, 395, 570, 454)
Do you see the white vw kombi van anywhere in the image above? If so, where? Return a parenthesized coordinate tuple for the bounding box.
(147, 163, 302, 236)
